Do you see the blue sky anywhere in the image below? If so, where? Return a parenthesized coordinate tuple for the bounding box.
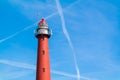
(0, 0, 120, 80)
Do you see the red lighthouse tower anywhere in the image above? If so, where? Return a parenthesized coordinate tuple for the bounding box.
(35, 18, 52, 80)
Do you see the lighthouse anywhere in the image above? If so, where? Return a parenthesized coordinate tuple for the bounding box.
(35, 18, 52, 80)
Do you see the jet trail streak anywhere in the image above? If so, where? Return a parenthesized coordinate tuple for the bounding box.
(0, 0, 79, 44)
(55, 0, 80, 80)
(0, 59, 93, 80)
(0, 22, 37, 43)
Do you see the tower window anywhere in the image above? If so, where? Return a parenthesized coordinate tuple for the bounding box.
(42, 50, 45, 55)
(42, 68, 45, 72)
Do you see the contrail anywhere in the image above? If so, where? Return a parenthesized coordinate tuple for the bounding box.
(0, 59, 93, 80)
(55, 0, 80, 80)
(51, 70, 77, 78)
(0, 59, 35, 69)
(0, 22, 38, 43)
(0, 31, 20, 43)
(0, 0, 80, 44)
(45, 0, 80, 20)
(0, 1, 91, 80)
